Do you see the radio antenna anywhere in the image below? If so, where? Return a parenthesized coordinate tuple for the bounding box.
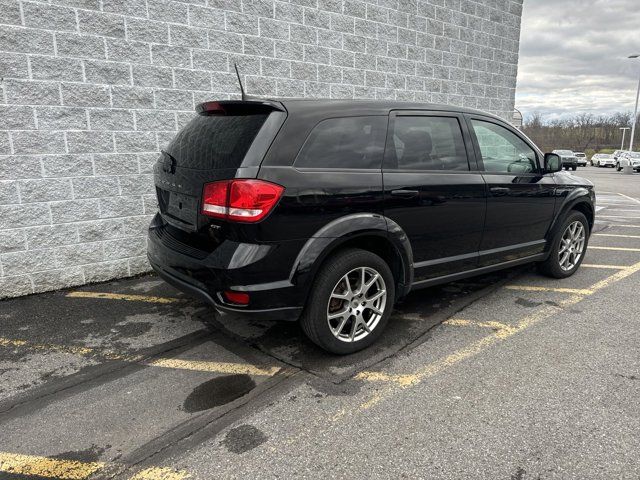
(234, 63, 246, 101)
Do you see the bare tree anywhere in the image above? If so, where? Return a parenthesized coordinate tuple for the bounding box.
(522, 111, 639, 153)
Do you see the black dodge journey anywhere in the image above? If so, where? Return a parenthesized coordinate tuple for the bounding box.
(148, 99, 595, 354)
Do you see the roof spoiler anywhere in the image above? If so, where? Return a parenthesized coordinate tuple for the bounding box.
(195, 100, 286, 115)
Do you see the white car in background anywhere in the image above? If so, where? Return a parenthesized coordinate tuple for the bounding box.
(616, 151, 640, 172)
(591, 153, 616, 167)
(574, 152, 588, 166)
(613, 150, 626, 161)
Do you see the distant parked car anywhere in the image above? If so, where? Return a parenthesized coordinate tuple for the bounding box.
(574, 152, 587, 166)
(553, 150, 578, 170)
(616, 151, 640, 172)
(592, 153, 616, 168)
(613, 150, 626, 161)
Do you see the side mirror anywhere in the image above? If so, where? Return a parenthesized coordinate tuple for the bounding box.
(544, 153, 562, 173)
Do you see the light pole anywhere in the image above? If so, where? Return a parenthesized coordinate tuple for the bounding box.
(620, 127, 630, 150)
(628, 54, 640, 151)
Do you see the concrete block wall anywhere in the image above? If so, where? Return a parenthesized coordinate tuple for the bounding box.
(0, 0, 522, 298)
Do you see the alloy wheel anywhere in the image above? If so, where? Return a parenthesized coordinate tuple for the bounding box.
(326, 267, 387, 343)
(558, 220, 586, 272)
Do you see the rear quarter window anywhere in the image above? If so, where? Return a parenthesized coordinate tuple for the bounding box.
(294, 116, 388, 169)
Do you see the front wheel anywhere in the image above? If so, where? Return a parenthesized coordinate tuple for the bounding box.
(571, 166, 577, 171)
(538, 211, 589, 279)
(616, 163, 622, 171)
(300, 248, 395, 354)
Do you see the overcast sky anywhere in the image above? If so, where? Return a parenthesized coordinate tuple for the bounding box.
(515, 0, 640, 120)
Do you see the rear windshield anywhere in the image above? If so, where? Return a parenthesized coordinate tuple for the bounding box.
(165, 113, 268, 170)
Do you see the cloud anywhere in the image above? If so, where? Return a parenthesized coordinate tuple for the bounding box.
(515, 0, 640, 119)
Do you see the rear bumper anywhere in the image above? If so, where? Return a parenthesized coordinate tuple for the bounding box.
(149, 258, 303, 321)
(147, 214, 306, 322)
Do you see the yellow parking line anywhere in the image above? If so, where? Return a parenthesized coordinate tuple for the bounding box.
(602, 224, 640, 228)
(129, 466, 190, 480)
(354, 297, 582, 411)
(0, 337, 95, 356)
(504, 285, 593, 295)
(618, 192, 640, 204)
(443, 318, 517, 335)
(349, 260, 640, 412)
(589, 260, 640, 292)
(66, 291, 181, 304)
(354, 371, 419, 387)
(597, 215, 640, 219)
(589, 246, 640, 252)
(594, 233, 640, 239)
(581, 263, 629, 270)
(0, 452, 104, 480)
(0, 336, 280, 377)
(148, 358, 280, 376)
(0, 452, 191, 480)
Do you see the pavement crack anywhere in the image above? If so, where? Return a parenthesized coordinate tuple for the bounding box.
(0, 330, 212, 420)
(103, 369, 304, 480)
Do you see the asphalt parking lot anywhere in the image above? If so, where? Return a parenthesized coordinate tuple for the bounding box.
(0, 167, 638, 479)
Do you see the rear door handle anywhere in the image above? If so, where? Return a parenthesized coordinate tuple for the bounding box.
(490, 187, 510, 194)
(390, 189, 419, 198)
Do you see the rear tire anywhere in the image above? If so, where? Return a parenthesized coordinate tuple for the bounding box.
(300, 248, 395, 355)
(571, 166, 577, 171)
(538, 211, 589, 279)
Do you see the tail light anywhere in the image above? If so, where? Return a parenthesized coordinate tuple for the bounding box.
(223, 290, 250, 305)
(202, 179, 284, 223)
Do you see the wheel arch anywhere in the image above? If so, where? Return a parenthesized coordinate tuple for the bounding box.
(289, 214, 413, 304)
(547, 190, 595, 247)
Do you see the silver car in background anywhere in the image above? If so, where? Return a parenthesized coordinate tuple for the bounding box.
(574, 152, 588, 166)
(592, 153, 616, 167)
(552, 149, 578, 170)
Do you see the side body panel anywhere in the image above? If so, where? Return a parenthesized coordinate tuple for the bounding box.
(381, 110, 487, 281)
(464, 114, 558, 266)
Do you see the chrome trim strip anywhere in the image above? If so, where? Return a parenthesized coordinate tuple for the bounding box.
(411, 253, 546, 290)
(413, 239, 546, 269)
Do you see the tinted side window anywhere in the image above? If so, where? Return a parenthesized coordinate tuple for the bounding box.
(388, 116, 469, 171)
(295, 116, 387, 169)
(471, 119, 538, 174)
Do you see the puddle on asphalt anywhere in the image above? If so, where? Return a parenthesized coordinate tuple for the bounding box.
(52, 444, 108, 463)
(515, 297, 543, 308)
(221, 424, 268, 454)
(183, 374, 256, 412)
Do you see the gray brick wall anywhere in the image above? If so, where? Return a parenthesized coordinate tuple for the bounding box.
(0, 0, 522, 298)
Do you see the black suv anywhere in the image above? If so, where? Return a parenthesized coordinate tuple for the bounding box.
(148, 99, 595, 354)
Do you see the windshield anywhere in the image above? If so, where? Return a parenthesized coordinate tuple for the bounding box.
(555, 150, 573, 155)
(629, 152, 640, 159)
(165, 113, 269, 170)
